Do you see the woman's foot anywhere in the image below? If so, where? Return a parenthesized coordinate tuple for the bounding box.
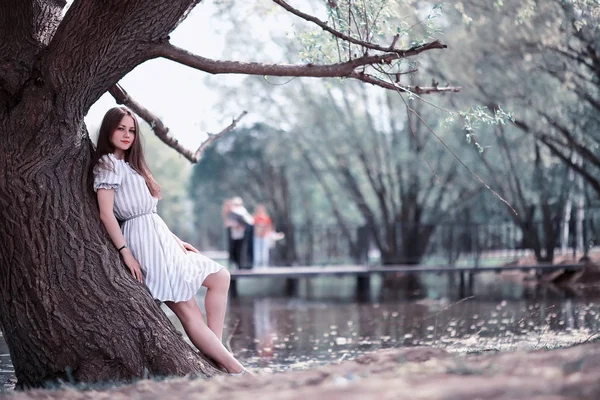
(229, 367, 255, 376)
(229, 368, 247, 376)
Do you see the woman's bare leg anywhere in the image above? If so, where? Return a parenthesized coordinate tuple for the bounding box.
(201, 269, 230, 341)
(165, 298, 243, 374)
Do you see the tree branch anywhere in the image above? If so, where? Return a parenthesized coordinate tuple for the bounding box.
(154, 43, 460, 94)
(350, 71, 461, 95)
(514, 119, 600, 196)
(194, 112, 248, 159)
(41, 0, 201, 116)
(271, 0, 446, 56)
(294, 121, 382, 250)
(493, 125, 529, 213)
(0, 0, 65, 107)
(537, 110, 600, 169)
(540, 65, 600, 112)
(544, 44, 595, 72)
(343, 87, 391, 227)
(540, 136, 600, 196)
(408, 107, 516, 215)
(109, 84, 246, 163)
(317, 85, 388, 221)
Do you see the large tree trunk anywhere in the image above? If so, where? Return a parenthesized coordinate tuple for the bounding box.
(0, 103, 216, 388)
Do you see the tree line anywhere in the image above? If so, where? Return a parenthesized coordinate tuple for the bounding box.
(188, 1, 599, 266)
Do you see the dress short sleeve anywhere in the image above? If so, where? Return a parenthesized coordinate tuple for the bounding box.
(93, 154, 122, 192)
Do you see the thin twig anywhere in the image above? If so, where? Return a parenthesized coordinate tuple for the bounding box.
(402, 96, 442, 182)
(350, 71, 460, 94)
(270, 0, 447, 57)
(388, 34, 400, 51)
(109, 83, 246, 163)
(410, 109, 518, 216)
(373, 64, 458, 112)
(194, 111, 248, 160)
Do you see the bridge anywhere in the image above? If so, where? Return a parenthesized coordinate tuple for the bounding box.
(228, 262, 587, 297)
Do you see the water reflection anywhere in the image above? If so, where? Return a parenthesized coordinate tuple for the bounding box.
(1, 274, 600, 390)
(227, 294, 600, 373)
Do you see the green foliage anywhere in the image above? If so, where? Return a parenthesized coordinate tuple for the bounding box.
(454, 106, 514, 153)
(297, 0, 444, 76)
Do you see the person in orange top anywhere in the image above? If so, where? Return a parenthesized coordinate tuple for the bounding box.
(253, 204, 272, 268)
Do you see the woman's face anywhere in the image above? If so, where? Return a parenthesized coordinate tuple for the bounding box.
(110, 115, 136, 156)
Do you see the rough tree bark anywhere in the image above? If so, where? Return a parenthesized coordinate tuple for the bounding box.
(0, 0, 454, 389)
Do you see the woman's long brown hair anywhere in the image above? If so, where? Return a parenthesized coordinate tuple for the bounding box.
(92, 106, 161, 198)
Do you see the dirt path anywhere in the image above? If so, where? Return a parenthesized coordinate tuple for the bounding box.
(5, 343, 600, 400)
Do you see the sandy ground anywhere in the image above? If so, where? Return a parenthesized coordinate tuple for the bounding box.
(4, 343, 600, 400)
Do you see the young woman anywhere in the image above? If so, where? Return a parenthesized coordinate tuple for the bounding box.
(92, 106, 245, 375)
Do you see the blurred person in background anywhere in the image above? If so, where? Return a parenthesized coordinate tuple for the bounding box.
(253, 204, 272, 268)
(224, 197, 254, 269)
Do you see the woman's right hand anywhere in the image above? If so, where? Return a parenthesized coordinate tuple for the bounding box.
(121, 250, 143, 283)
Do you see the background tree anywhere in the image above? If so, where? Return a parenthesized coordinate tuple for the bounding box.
(287, 82, 480, 264)
(432, 0, 600, 260)
(190, 124, 300, 265)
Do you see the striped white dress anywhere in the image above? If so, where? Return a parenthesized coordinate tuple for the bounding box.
(93, 153, 224, 302)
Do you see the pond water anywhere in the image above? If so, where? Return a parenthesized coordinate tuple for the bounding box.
(2, 273, 600, 390)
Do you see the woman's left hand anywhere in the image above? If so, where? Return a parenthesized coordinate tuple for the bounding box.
(182, 242, 200, 254)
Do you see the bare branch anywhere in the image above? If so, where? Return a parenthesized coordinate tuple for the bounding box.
(388, 34, 400, 51)
(542, 45, 595, 72)
(540, 65, 600, 112)
(350, 71, 461, 95)
(513, 119, 600, 196)
(541, 137, 600, 196)
(537, 110, 600, 169)
(155, 42, 383, 75)
(493, 125, 529, 212)
(109, 84, 246, 163)
(271, 0, 447, 56)
(300, 148, 356, 249)
(193, 111, 248, 159)
(156, 42, 460, 94)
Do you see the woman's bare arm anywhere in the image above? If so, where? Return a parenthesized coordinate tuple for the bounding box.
(97, 188, 143, 282)
(172, 232, 199, 254)
(97, 189, 126, 248)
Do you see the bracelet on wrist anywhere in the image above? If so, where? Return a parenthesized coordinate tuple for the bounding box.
(118, 244, 128, 252)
